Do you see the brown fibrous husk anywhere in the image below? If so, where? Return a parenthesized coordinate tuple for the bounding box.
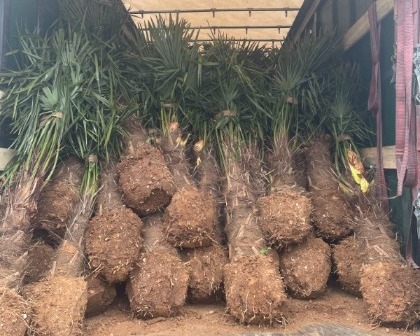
(52, 240, 84, 278)
(118, 143, 176, 216)
(306, 135, 355, 240)
(292, 148, 309, 190)
(165, 186, 217, 248)
(279, 236, 331, 299)
(32, 157, 84, 239)
(0, 287, 30, 336)
(24, 276, 87, 336)
(85, 207, 143, 283)
(127, 214, 189, 318)
(24, 241, 55, 285)
(258, 187, 312, 248)
(310, 191, 354, 240)
(181, 243, 227, 303)
(85, 273, 116, 317)
(355, 202, 420, 325)
(224, 254, 286, 324)
(0, 230, 31, 289)
(127, 246, 189, 318)
(332, 235, 364, 296)
(361, 262, 420, 326)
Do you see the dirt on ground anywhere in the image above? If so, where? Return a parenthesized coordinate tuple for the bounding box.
(84, 281, 419, 336)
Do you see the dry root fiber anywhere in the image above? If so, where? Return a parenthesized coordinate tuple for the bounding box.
(332, 236, 364, 296)
(24, 276, 87, 336)
(33, 158, 84, 239)
(85, 274, 116, 317)
(180, 145, 226, 303)
(354, 204, 420, 325)
(361, 262, 420, 326)
(118, 119, 176, 215)
(24, 241, 55, 285)
(292, 148, 309, 190)
(306, 135, 354, 240)
(310, 192, 354, 240)
(0, 230, 31, 289)
(0, 287, 30, 336)
(127, 215, 189, 318)
(85, 207, 143, 283)
(181, 244, 227, 303)
(258, 187, 312, 248)
(279, 236, 331, 299)
(165, 187, 217, 248)
(52, 240, 84, 278)
(222, 141, 286, 324)
(224, 254, 286, 324)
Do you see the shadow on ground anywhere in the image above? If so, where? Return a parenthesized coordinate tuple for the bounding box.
(238, 324, 384, 336)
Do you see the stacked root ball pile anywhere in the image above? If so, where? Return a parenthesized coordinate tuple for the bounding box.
(0, 8, 419, 335)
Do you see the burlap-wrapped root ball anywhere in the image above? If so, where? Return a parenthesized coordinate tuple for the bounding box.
(279, 236, 331, 299)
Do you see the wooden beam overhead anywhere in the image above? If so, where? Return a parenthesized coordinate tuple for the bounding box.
(293, 0, 321, 42)
(361, 145, 396, 169)
(343, 0, 394, 50)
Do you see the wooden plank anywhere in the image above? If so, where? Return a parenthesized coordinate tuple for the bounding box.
(0, 148, 14, 171)
(294, 0, 321, 42)
(343, 0, 393, 50)
(360, 145, 396, 169)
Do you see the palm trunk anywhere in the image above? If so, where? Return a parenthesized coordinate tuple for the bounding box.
(306, 134, 354, 240)
(222, 138, 286, 324)
(356, 199, 419, 325)
(118, 117, 176, 216)
(33, 157, 84, 241)
(160, 122, 217, 248)
(0, 158, 80, 336)
(25, 158, 94, 336)
(127, 213, 189, 318)
(85, 161, 143, 283)
(258, 131, 312, 248)
(0, 171, 43, 290)
(180, 144, 227, 303)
